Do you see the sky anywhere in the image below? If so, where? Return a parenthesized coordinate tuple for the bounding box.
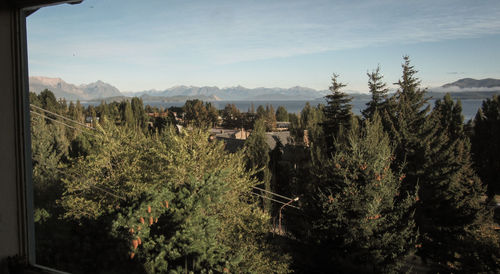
(27, 0, 500, 93)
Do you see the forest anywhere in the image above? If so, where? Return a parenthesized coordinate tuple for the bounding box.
(30, 56, 500, 273)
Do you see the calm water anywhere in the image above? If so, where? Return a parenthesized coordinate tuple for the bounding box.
(146, 99, 484, 121)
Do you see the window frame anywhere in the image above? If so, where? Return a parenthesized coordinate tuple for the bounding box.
(7, 1, 82, 272)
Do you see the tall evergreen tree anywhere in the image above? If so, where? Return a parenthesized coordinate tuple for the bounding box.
(290, 102, 324, 147)
(276, 106, 289, 122)
(420, 93, 500, 272)
(244, 119, 272, 214)
(131, 97, 147, 129)
(322, 73, 353, 154)
(183, 99, 209, 128)
(382, 56, 432, 197)
(222, 104, 242, 129)
(362, 66, 389, 120)
(121, 101, 135, 127)
(471, 95, 500, 196)
(305, 113, 417, 273)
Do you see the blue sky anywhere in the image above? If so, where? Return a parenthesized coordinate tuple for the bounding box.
(27, 0, 500, 93)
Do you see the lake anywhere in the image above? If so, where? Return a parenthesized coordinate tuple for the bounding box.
(145, 98, 485, 121)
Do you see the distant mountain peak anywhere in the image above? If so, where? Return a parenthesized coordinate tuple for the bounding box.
(30, 76, 64, 86)
(29, 76, 122, 101)
(442, 78, 500, 89)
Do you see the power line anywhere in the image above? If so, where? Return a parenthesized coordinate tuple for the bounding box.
(250, 192, 300, 209)
(30, 111, 99, 138)
(30, 105, 299, 208)
(252, 186, 295, 202)
(30, 104, 96, 131)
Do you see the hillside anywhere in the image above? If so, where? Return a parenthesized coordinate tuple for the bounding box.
(442, 78, 500, 89)
(29, 76, 122, 101)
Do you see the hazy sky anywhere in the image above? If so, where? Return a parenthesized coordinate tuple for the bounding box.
(27, 0, 500, 93)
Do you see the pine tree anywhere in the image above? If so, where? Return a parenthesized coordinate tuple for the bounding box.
(244, 118, 272, 213)
(382, 56, 432, 197)
(266, 104, 277, 131)
(131, 97, 147, 129)
(362, 65, 389, 120)
(183, 99, 209, 128)
(205, 102, 219, 127)
(75, 100, 84, 123)
(290, 102, 325, 147)
(276, 106, 289, 122)
(322, 73, 353, 154)
(305, 113, 417, 273)
(422, 94, 500, 272)
(222, 104, 242, 129)
(471, 95, 500, 196)
(121, 100, 135, 127)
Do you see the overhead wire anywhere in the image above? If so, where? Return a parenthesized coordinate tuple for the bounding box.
(30, 104, 96, 131)
(31, 107, 123, 200)
(251, 186, 295, 202)
(30, 111, 100, 138)
(30, 105, 300, 209)
(250, 192, 300, 209)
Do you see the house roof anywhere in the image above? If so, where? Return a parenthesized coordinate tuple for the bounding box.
(265, 131, 291, 150)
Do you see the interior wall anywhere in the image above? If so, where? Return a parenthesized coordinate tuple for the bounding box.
(0, 3, 22, 262)
(0, 3, 33, 269)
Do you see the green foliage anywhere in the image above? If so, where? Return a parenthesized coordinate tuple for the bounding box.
(121, 101, 135, 128)
(131, 97, 147, 129)
(421, 93, 500, 271)
(472, 94, 500, 196)
(322, 73, 353, 153)
(381, 56, 432, 198)
(304, 113, 417, 273)
(362, 66, 389, 120)
(222, 103, 243, 129)
(59, 125, 290, 273)
(183, 99, 218, 128)
(244, 119, 272, 213)
(256, 105, 277, 131)
(290, 102, 324, 146)
(276, 106, 289, 122)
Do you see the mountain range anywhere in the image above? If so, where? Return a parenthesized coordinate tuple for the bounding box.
(29, 76, 500, 102)
(29, 76, 122, 101)
(442, 78, 500, 89)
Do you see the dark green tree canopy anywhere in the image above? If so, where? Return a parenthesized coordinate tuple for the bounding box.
(322, 73, 353, 153)
(362, 65, 389, 120)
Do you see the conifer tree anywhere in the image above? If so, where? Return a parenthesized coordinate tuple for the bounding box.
(290, 102, 324, 147)
(75, 100, 84, 123)
(276, 106, 289, 122)
(322, 73, 353, 154)
(244, 118, 272, 213)
(362, 66, 389, 120)
(205, 102, 219, 127)
(222, 104, 242, 129)
(266, 104, 277, 130)
(121, 100, 135, 127)
(382, 56, 432, 197)
(305, 113, 417, 273)
(422, 94, 500, 272)
(131, 97, 147, 129)
(472, 95, 500, 196)
(183, 99, 209, 128)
